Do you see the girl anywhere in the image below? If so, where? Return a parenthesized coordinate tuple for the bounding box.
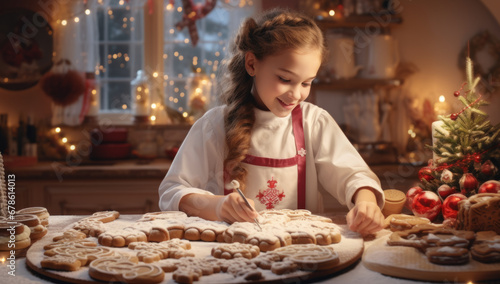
(159, 8, 385, 235)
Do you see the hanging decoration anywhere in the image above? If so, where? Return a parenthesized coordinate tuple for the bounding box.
(39, 59, 86, 106)
(172, 0, 218, 46)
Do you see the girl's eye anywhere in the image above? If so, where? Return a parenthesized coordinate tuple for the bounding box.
(278, 76, 290, 83)
(302, 82, 312, 87)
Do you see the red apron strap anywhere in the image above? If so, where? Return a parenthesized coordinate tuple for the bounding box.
(292, 105, 306, 209)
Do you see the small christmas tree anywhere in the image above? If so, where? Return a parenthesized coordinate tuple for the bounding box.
(419, 55, 500, 198)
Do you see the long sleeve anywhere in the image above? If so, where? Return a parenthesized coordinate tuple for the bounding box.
(306, 104, 384, 210)
(158, 107, 226, 211)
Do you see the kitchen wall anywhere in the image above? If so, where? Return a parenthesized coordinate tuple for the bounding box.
(1, 0, 499, 128)
(317, 0, 500, 127)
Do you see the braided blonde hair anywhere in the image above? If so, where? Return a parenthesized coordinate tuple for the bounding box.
(220, 8, 325, 191)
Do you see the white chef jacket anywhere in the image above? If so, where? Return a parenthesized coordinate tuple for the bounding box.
(158, 102, 384, 213)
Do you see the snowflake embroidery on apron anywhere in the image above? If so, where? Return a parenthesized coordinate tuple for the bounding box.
(256, 177, 285, 209)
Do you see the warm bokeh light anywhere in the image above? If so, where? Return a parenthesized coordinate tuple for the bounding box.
(62, 137, 68, 143)
(55, 127, 61, 133)
(329, 10, 335, 16)
(439, 95, 445, 103)
(70, 145, 76, 151)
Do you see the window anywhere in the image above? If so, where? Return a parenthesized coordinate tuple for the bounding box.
(96, 0, 257, 117)
(97, 0, 144, 112)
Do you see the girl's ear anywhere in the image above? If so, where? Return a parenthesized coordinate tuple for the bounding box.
(245, 52, 257, 77)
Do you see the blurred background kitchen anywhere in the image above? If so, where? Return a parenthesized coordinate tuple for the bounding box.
(0, 0, 499, 214)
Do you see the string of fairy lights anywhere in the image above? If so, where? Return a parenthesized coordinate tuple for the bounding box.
(47, 0, 252, 155)
(55, 0, 252, 119)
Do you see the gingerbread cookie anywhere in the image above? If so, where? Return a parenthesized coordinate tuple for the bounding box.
(422, 228, 475, 248)
(0, 222, 31, 251)
(52, 229, 87, 241)
(183, 217, 228, 242)
(127, 222, 171, 243)
(211, 242, 260, 259)
(84, 210, 120, 223)
(272, 244, 340, 270)
(220, 257, 263, 281)
(98, 228, 148, 247)
(384, 214, 432, 232)
(73, 218, 106, 237)
(286, 220, 341, 245)
(387, 224, 444, 251)
(271, 259, 299, 275)
(157, 257, 224, 283)
(17, 207, 49, 226)
(138, 211, 188, 222)
(128, 239, 193, 263)
(471, 242, 500, 263)
(425, 246, 470, 265)
(252, 252, 281, 269)
(11, 214, 48, 241)
(89, 255, 164, 284)
(43, 237, 97, 250)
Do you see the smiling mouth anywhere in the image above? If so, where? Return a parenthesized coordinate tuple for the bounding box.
(278, 98, 295, 108)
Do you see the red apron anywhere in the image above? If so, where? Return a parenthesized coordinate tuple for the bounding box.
(224, 105, 306, 211)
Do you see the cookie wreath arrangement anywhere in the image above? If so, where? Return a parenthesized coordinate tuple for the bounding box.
(363, 54, 500, 282)
(26, 209, 364, 284)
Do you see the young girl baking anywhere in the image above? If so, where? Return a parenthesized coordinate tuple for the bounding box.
(159, 8, 385, 235)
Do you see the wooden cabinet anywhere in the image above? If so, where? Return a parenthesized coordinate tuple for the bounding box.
(15, 179, 161, 215)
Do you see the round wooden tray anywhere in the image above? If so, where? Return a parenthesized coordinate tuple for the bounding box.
(26, 219, 363, 284)
(363, 234, 500, 282)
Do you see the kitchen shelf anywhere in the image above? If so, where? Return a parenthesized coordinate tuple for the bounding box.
(315, 14, 403, 29)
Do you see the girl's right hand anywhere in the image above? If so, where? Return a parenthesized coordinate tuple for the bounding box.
(216, 192, 259, 224)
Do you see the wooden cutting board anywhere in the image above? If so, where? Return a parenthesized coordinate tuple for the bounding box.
(26, 217, 364, 284)
(363, 234, 500, 282)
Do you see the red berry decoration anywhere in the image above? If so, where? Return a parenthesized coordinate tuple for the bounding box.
(442, 193, 467, 220)
(406, 186, 423, 210)
(481, 160, 498, 177)
(453, 91, 460, 97)
(478, 180, 500, 194)
(437, 184, 456, 199)
(418, 167, 434, 182)
(459, 173, 479, 194)
(411, 191, 442, 222)
(450, 113, 458, 120)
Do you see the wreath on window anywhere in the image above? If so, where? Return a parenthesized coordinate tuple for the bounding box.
(459, 30, 500, 94)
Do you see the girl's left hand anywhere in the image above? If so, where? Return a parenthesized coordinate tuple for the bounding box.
(346, 200, 385, 235)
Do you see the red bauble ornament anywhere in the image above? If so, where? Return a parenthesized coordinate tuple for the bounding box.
(406, 186, 423, 209)
(442, 193, 467, 220)
(459, 173, 479, 193)
(411, 191, 442, 222)
(418, 167, 434, 182)
(450, 113, 458, 120)
(437, 184, 456, 199)
(478, 180, 500, 194)
(481, 160, 498, 177)
(453, 91, 460, 97)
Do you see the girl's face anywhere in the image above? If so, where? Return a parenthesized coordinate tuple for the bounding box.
(247, 48, 322, 117)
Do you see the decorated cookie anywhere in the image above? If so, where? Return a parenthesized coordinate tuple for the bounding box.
(425, 246, 470, 265)
(384, 214, 432, 232)
(52, 229, 88, 241)
(211, 242, 260, 259)
(0, 222, 31, 251)
(272, 244, 340, 270)
(128, 239, 193, 263)
(98, 228, 148, 247)
(73, 218, 107, 237)
(422, 228, 475, 248)
(183, 217, 228, 242)
(89, 255, 164, 284)
(471, 242, 500, 263)
(11, 214, 48, 241)
(252, 252, 281, 269)
(17, 207, 50, 226)
(271, 259, 299, 275)
(84, 210, 120, 223)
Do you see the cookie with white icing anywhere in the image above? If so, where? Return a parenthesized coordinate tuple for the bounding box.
(211, 242, 260, 259)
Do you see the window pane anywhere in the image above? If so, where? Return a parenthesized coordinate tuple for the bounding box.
(107, 8, 132, 41)
(107, 81, 132, 111)
(107, 44, 130, 78)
